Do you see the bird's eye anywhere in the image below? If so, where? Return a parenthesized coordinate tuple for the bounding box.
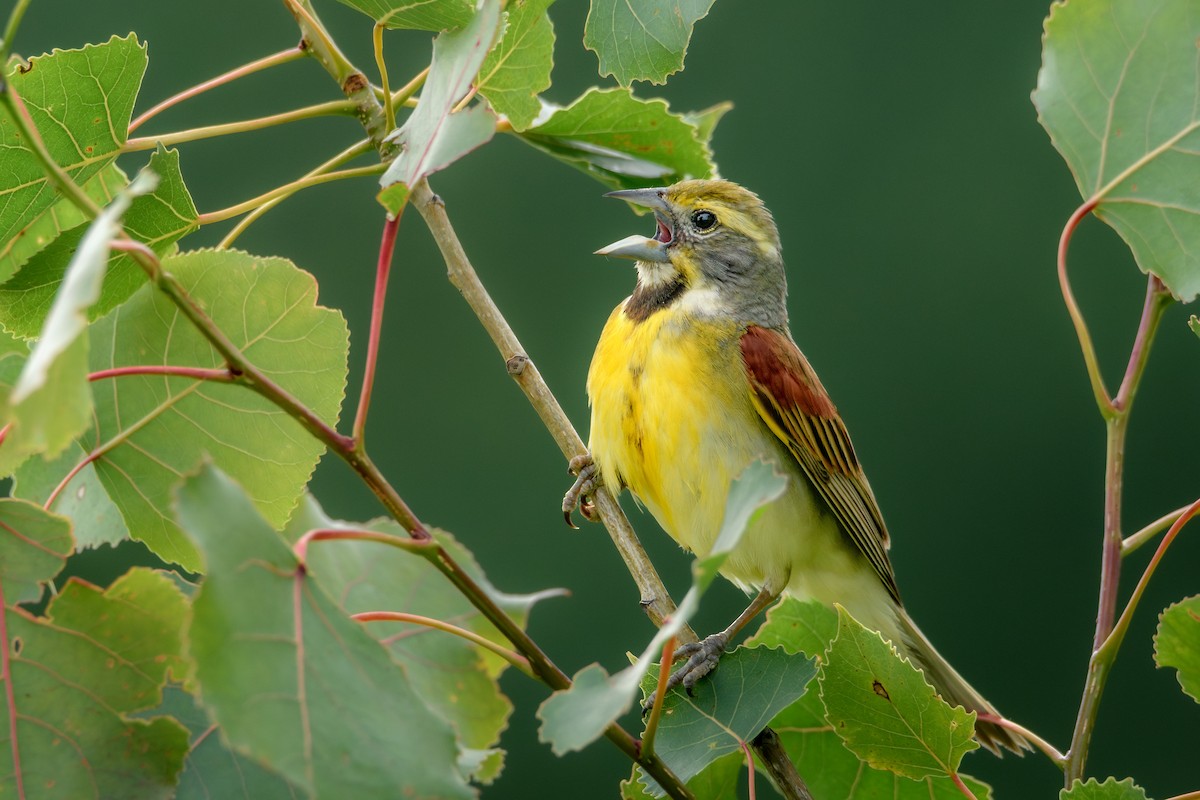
(691, 209, 718, 230)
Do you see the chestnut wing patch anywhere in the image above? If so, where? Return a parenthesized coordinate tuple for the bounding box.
(740, 325, 900, 603)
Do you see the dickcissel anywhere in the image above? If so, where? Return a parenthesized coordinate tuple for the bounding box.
(564, 179, 1025, 754)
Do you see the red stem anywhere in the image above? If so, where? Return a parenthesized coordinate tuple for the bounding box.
(741, 739, 756, 800)
(88, 365, 235, 383)
(951, 773, 978, 800)
(353, 212, 402, 445)
(43, 446, 103, 509)
(0, 577, 26, 800)
(292, 527, 435, 563)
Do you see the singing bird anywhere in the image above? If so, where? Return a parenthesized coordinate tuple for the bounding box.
(564, 179, 1025, 754)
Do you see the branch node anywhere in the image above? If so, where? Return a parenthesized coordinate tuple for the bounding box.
(505, 354, 528, 375)
(342, 72, 368, 94)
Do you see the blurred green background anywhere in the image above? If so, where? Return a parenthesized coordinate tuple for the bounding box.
(18, 1, 1200, 797)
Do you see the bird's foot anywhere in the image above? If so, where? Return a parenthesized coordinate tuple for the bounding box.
(562, 454, 599, 528)
(643, 632, 730, 711)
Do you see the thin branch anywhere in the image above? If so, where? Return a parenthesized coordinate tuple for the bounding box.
(283, 0, 394, 157)
(129, 47, 305, 133)
(197, 163, 385, 225)
(0, 85, 101, 217)
(751, 727, 814, 800)
(353, 212, 401, 445)
(1064, 272, 1172, 785)
(353, 610, 534, 678)
(409, 179, 690, 637)
(1101, 497, 1200, 659)
(218, 138, 373, 248)
(124, 99, 358, 151)
(1122, 504, 1190, 557)
(411, 178, 812, 799)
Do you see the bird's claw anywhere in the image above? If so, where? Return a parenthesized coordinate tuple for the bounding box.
(642, 632, 729, 713)
(562, 454, 600, 528)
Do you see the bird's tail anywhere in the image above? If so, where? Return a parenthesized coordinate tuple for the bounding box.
(895, 607, 1030, 755)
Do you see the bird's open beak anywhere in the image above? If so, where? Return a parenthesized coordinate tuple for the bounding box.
(595, 187, 673, 263)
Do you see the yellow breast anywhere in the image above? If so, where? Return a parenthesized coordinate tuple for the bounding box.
(586, 302, 756, 555)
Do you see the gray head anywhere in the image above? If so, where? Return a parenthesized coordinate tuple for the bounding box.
(595, 179, 788, 327)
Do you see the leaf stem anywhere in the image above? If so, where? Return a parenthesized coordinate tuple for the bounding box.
(641, 636, 677, 757)
(0, 84, 101, 217)
(950, 772, 979, 800)
(372, 24, 394, 134)
(352, 610, 535, 678)
(1121, 504, 1190, 557)
(0, 0, 31, 65)
(124, 99, 358, 151)
(0, 576, 26, 800)
(197, 163, 385, 225)
(88, 365, 235, 383)
(218, 138, 373, 248)
(976, 714, 1065, 766)
(1063, 273, 1172, 785)
(128, 47, 305, 133)
(386, 65, 429, 110)
(352, 212, 401, 446)
(1100, 497, 1200, 661)
(1057, 199, 1110, 416)
(291, 527, 437, 564)
(742, 739, 757, 800)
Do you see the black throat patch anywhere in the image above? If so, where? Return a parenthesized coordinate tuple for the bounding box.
(623, 275, 686, 322)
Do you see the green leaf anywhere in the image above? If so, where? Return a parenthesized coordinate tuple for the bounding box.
(634, 647, 817, 797)
(336, 0, 475, 30)
(0, 146, 199, 340)
(537, 460, 787, 755)
(477, 0, 556, 131)
(1034, 0, 1200, 300)
(282, 494, 562, 784)
(58, 248, 349, 571)
(13, 440, 131, 548)
(1190, 315, 1199, 336)
(0, 164, 125, 282)
(378, 0, 502, 211)
(584, 0, 715, 86)
(0, 567, 190, 798)
(1154, 595, 1200, 703)
(0, 329, 32, 476)
(0, 35, 147, 248)
(178, 464, 474, 799)
(1061, 777, 1152, 800)
(0, 498, 72, 604)
(141, 686, 302, 800)
(820, 606, 978, 780)
(517, 87, 723, 192)
(621, 752, 741, 800)
(6, 171, 156, 464)
(748, 598, 993, 800)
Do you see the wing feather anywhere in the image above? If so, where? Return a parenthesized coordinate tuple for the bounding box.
(740, 325, 900, 603)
